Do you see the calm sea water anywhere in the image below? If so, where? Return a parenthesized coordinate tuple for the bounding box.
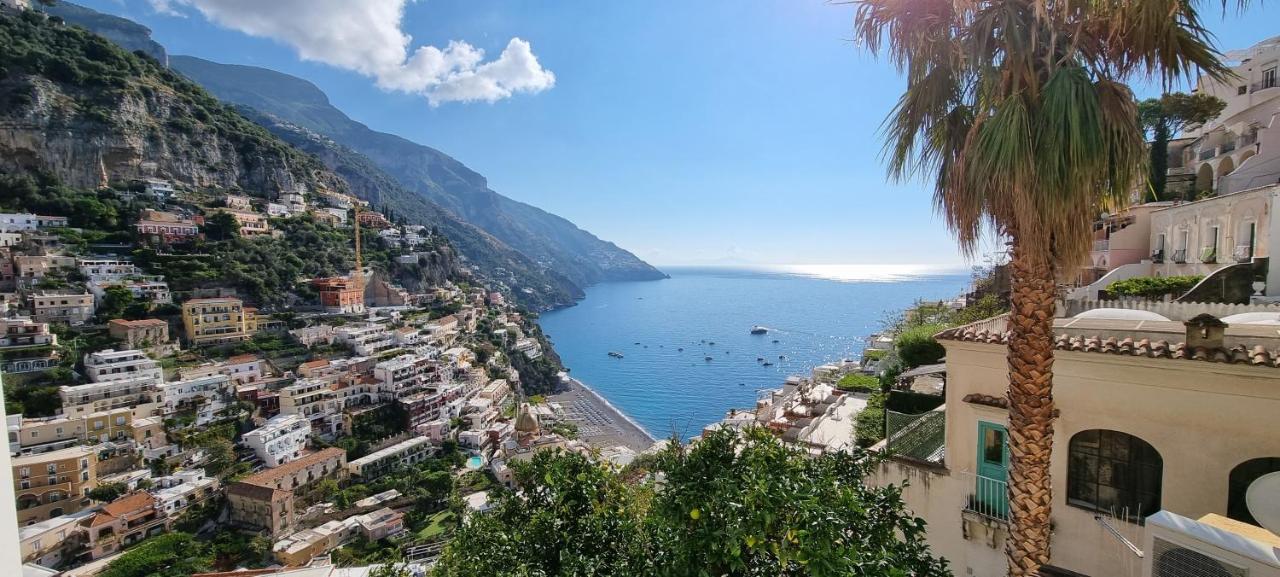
(537, 265, 970, 439)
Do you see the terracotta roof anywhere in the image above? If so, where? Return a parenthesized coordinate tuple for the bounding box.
(227, 481, 286, 502)
(240, 447, 347, 488)
(227, 354, 259, 365)
(90, 492, 156, 527)
(109, 318, 167, 327)
(298, 359, 329, 371)
(936, 319, 1280, 368)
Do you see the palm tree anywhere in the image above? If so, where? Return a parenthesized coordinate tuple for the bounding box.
(851, 1, 1232, 574)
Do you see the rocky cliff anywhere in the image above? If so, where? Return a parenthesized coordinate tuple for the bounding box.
(0, 11, 341, 197)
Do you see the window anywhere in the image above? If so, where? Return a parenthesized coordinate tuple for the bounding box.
(1266, 66, 1277, 89)
(1228, 457, 1280, 526)
(1068, 430, 1163, 520)
(1238, 85, 1248, 95)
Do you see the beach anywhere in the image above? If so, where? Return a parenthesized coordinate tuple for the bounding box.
(548, 377, 657, 452)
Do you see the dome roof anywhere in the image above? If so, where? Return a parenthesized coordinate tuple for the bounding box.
(1073, 308, 1170, 321)
(1220, 312, 1280, 325)
(515, 404, 541, 433)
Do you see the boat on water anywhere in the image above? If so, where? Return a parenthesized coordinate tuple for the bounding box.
(763, 362, 774, 367)
(678, 347, 684, 352)
(771, 339, 780, 343)
(704, 356, 714, 361)
(756, 357, 764, 362)
(750, 325, 768, 335)
(608, 351, 624, 358)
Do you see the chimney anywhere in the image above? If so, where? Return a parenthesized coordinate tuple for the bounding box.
(1184, 313, 1229, 349)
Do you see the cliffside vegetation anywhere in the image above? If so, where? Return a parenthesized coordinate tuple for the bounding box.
(0, 10, 342, 194)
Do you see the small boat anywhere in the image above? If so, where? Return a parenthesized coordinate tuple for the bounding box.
(704, 356, 714, 361)
(772, 339, 780, 344)
(709, 341, 716, 345)
(750, 325, 768, 335)
(608, 351, 624, 358)
(778, 355, 786, 360)
(634, 342, 641, 345)
(756, 357, 764, 362)
(763, 362, 774, 367)
(677, 347, 684, 352)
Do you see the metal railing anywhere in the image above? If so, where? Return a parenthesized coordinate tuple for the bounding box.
(1150, 250, 1165, 264)
(1221, 140, 1237, 154)
(885, 409, 945, 463)
(959, 470, 1010, 522)
(1171, 249, 1188, 264)
(1198, 147, 1217, 161)
(1242, 132, 1259, 146)
(1093, 239, 1110, 252)
(1250, 78, 1277, 92)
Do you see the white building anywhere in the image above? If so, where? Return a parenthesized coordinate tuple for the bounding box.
(0, 213, 67, 231)
(150, 469, 218, 517)
(373, 353, 437, 400)
(83, 349, 162, 385)
(77, 258, 142, 283)
(278, 379, 342, 438)
(242, 414, 311, 468)
(336, 323, 397, 356)
(178, 354, 265, 385)
(155, 374, 233, 427)
(1177, 35, 1280, 196)
(0, 317, 56, 349)
(346, 436, 435, 479)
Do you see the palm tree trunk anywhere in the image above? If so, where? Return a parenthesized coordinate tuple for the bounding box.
(1005, 240, 1057, 577)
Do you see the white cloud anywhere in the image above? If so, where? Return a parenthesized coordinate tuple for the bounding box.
(147, 0, 186, 17)
(159, 0, 555, 106)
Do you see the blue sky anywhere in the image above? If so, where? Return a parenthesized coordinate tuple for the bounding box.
(81, 0, 1280, 267)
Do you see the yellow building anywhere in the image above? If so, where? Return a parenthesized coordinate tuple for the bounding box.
(13, 445, 99, 525)
(182, 297, 258, 346)
(871, 312, 1280, 577)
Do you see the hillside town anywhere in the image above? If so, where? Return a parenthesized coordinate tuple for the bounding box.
(2, 171, 640, 575)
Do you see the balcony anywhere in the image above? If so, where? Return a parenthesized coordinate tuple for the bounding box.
(1092, 239, 1110, 252)
(1250, 78, 1277, 93)
(1220, 140, 1237, 154)
(1201, 247, 1218, 264)
(1241, 132, 1259, 146)
(1198, 147, 1217, 161)
(1172, 249, 1188, 264)
(1151, 249, 1165, 264)
(1234, 245, 1255, 263)
(960, 471, 1010, 523)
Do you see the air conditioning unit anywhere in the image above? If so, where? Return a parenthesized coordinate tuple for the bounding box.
(1143, 511, 1280, 577)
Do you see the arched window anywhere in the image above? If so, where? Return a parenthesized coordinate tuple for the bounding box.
(1228, 457, 1280, 526)
(1067, 429, 1163, 520)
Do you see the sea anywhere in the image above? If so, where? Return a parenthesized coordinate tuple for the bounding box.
(537, 265, 971, 440)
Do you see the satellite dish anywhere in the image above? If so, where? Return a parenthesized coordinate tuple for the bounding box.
(1246, 470, 1280, 535)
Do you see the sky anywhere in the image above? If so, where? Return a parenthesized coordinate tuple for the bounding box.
(80, 0, 1280, 268)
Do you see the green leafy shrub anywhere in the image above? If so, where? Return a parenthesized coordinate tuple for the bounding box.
(836, 372, 880, 393)
(894, 323, 947, 368)
(435, 429, 948, 576)
(1106, 275, 1202, 299)
(855, 392, 887, 448)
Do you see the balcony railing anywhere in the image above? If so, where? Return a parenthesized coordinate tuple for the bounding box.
(1198, 148, 1217, 161)
(1235, 245, 1255, 263)
(1093, 239, 1110, 252)
(1250, 78, 1277, 92)
(1172, 249, 1188, 264)
(962, 472, 1011, 523)
(1242, 132, 1259, 146)
(1220, 140, 1237, 154)
(1151, 249, 1165, 264)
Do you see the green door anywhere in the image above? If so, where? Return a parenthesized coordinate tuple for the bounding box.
(975, 421, 1009, 518)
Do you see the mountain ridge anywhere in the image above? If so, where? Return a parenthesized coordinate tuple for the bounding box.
(168, 54, 667, 289)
